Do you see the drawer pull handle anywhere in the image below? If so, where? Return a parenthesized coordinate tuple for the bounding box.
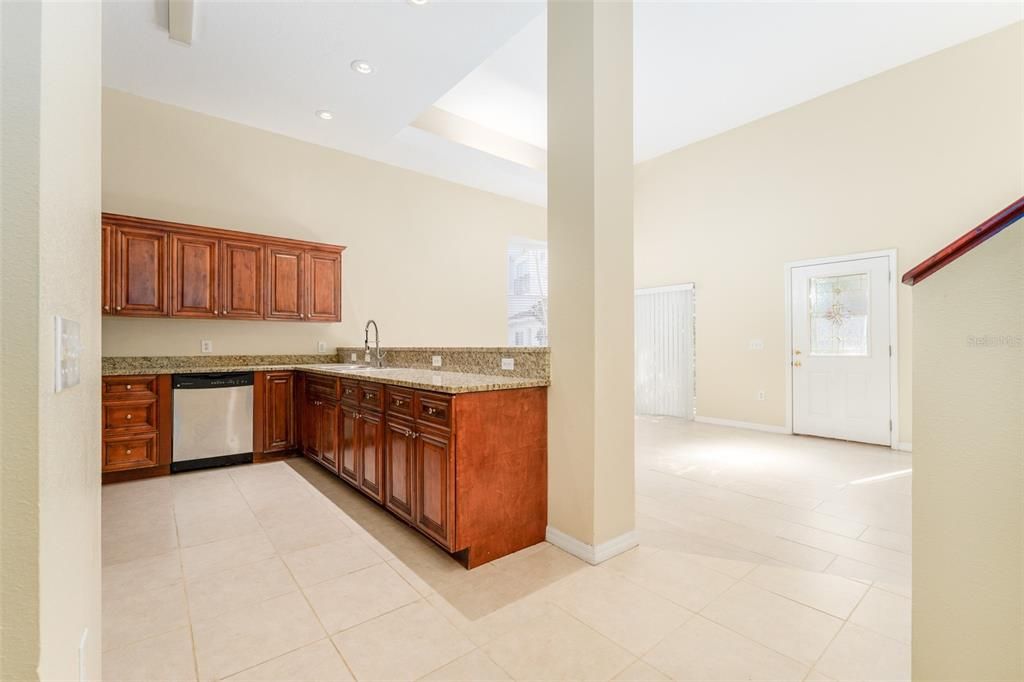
(425, 407, 438, 416)
(394, 399, 405, 406)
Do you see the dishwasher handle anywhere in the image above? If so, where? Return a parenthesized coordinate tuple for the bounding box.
(173, 372, 254, 390)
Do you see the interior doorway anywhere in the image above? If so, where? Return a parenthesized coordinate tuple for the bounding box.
(786, 251, 897, 446)
(635, 284, 695, 419)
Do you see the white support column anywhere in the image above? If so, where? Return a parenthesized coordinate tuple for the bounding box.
(546, 0, 637, 563)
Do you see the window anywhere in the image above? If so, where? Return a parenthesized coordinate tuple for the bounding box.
(809, 273, 869, 356)
(507, 237, 548, 347)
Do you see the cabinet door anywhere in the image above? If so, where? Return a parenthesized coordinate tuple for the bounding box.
(339, 403, 359, 486)
(266, 246, 304, 320)
(102, 224, 114, 314)
(416, 427, 455, 549)
(263, 372, 295, 452)
(171, 233, 218, 318)
(302, 392, 320, 460)
(384, 418, 416, 523)
(358, 410, 384, 502)
(319, 400, 340, 473)
(305, 250, 341, 322)
(220, 240, 264, 319)
(116, 226, 168, 316)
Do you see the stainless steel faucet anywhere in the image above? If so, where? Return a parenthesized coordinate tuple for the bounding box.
(364, 319, 387, 368)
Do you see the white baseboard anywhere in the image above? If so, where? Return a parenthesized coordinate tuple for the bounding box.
(545, 526, 638, 565)
(894, 442, 913, 453)
(694, 415, 789, 434)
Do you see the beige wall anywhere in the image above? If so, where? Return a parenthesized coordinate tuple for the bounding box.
(1, 1, 103, 679)
(635, 22, 1024, 444)
(101, 89, 546, 357)
(911, 226, 1022, 680)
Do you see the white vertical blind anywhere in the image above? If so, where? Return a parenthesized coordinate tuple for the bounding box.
(507, 238, 548, 347)
(635, 285, 695, 418)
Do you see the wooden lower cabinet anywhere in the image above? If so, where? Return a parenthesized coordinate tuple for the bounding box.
(339, 403, 359, 485)
(358, 410, 384, 502)
(318, 400, 340, 473)
(383, 417, 416, 523)
(415, 426, 454, 548)
(101, 374, 171, 483)
(260, 371, 296, 453)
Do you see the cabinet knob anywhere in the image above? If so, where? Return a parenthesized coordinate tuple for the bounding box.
(126, 414, 133, 420)
(222, 310, 227, 315)
(300, 314, 305, 319)
(426, 407, 437, 415)
(126, 449, 132, 454)
(126, 385, 132, 390)
(395, 399, 405, 406)
(104, 305, 110, 312)
(116, 306, 122, 311)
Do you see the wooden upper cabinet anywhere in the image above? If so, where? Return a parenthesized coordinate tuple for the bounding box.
(102, 224, 114, 314)
(266, 246, 304, 320)
(221, 240, 264, 319)
(102, 215, 343, 322)
(171, 233, 218, 318)
(116, 226, 168, 316)
(306, 250, 342, 322)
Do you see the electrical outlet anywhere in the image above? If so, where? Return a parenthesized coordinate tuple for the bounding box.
(749, 339, 764, 351)
(317, 341, 327, 353)
(200, 340, 213, 353)
(757, 390, 766, 401)
(501, 357, 515, 371)
(432, 355, 442, 367)
(350, 352, 358, 362)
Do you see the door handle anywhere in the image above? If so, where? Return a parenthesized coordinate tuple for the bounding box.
(793, 360, 802, 367)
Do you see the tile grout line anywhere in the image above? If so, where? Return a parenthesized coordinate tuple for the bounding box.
(230, 464, 360, 682)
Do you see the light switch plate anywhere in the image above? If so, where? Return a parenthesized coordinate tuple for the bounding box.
(749, 339, 764, 351)
(201, 339, 213, 353)
(501, 357, 515, 371)
(757, 390, 766, 401)
(317, 341, 327, 353)
(432, 355, 442, 367)
(54, 316, 81, 392)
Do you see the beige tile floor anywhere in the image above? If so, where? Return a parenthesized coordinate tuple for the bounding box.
(103, 418, 912, 681)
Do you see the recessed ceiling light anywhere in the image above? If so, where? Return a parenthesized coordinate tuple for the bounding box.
(315, 110, 334, 120)
(350, 60, 374, 75)
(408, 0, 429, 5)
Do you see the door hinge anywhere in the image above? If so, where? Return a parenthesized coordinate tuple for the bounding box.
(889, 419, 893, 431)
(889, 345, 892, 357)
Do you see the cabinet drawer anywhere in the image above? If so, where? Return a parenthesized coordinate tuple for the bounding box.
(358, 382, 384, 411)
(385, 387, 414, 418)
(104, 400, 158, 431)
(340, 380, 359, 406)
(102, 375, 158, 401)
(306, 375, 339, 400)
(415, 392, 452, 429)
(103, 433, 158, 471)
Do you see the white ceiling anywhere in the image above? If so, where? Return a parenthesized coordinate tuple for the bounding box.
(103, 2, 1022, 206)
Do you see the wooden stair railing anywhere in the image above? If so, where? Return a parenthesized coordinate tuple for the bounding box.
(903, 196, 1024, 285)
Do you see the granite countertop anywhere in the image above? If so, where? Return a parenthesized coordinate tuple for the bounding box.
(102, 362, 548, 394)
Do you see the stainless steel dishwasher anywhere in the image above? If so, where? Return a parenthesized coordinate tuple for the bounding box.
(172, 372, 254, 472)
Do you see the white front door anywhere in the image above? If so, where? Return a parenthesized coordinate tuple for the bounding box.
(791, 256, 891, 445)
